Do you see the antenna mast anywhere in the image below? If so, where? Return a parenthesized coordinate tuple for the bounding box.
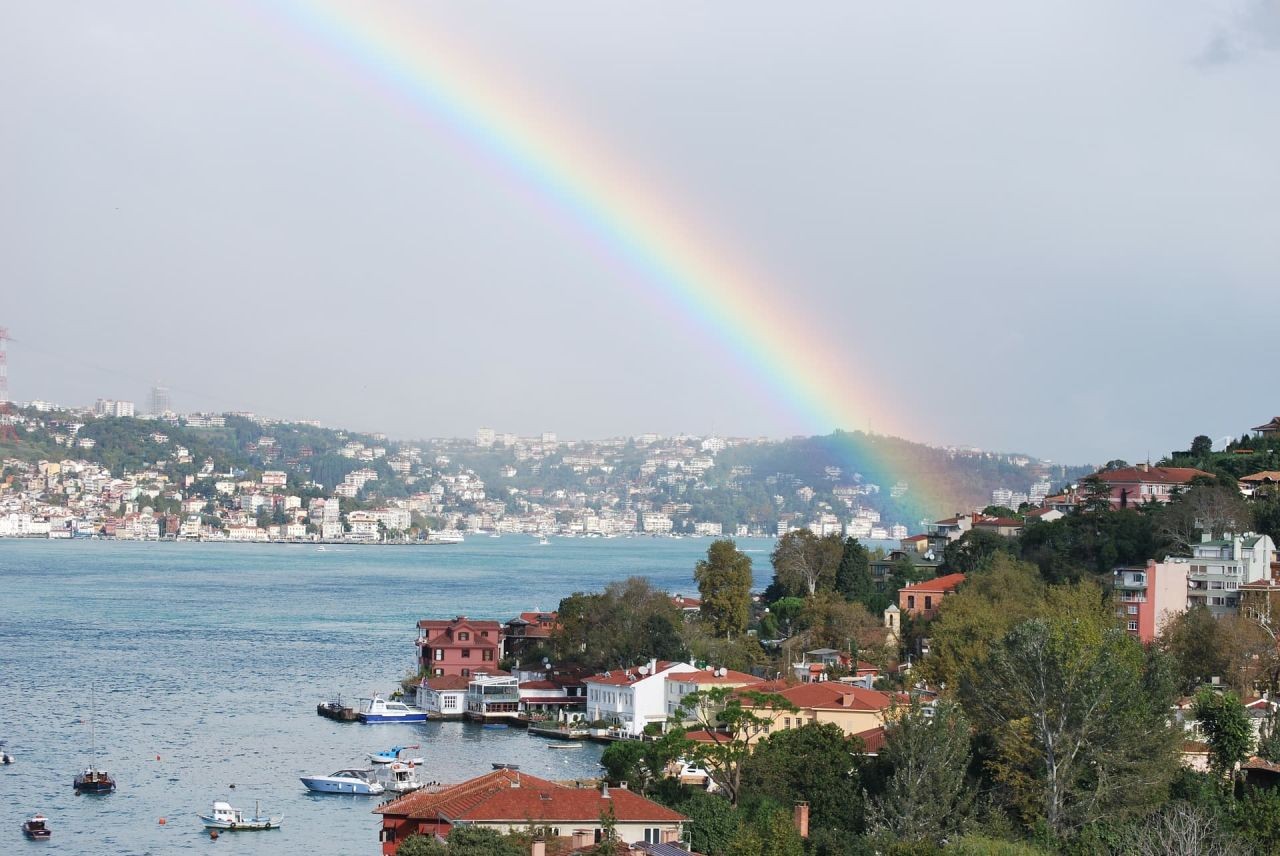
(0, 327, 16, 445)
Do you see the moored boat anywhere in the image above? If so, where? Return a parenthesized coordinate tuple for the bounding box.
(74, 768, 116, 793)
(378, 760, 424, 794)
(546, 741, 583, 749)
(22, 814, 52, 840)
(300, 768, 385, 795)
(369, 744, 424, 765)
(199, 800, 283, 830)
(357, 694, 427, 723)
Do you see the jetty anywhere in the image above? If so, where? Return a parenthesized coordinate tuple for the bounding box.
(317, 696, 359, 722)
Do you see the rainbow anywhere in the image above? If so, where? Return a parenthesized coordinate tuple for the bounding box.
(264, 1, 970, 522)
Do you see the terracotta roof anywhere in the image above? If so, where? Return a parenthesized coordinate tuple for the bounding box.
(422, 675, 472, 691)
(853, 726, 886, 754)
(1241, 471, 1280, 484)
(741, 680, 894, 712)
(975, 517, 1023, 527)
(518, 680, 562, 690)
(1244, 757, 1280, 773)
(898, 573, 966, 595)
(1089, 466, 1212, 485)
(586, 661, 684, 687)
(375, 769, 687, 824)
(902, 534, 929, 542)
(671, 595, 702, 609)
(418, 617, 503, 630)
(1253, 418, 1280, 432)
(666, 668, 758, 686)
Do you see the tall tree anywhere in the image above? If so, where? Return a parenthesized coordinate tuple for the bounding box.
(669, 687, 797, 805)
(1190, 435, 1214, 459)
(834, 536, 873, 603)
(867, 700, 973, 846)
(943, 529, 1018, 575)
(1157, 486, 1252, 554)
(1193, 688, 1253, 784)
(960, 586, 1180, 835)
(695, 539, 753, 637)
(553, 577, 687, 670)
(1159, 606, 1231, 694)
(770, 529, 843, 597)
(796, 593, 882, 656)
(739, 723, 867, 836)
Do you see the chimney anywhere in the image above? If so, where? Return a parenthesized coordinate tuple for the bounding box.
(794, 801, 809, 838)
(648, 657, 658, 675)
(572, 830, 592, 848)
(530, 838, 546, 856)
(601, 782, 610, 799)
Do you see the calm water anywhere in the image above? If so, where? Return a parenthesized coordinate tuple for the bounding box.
(0, 536, 783, 855)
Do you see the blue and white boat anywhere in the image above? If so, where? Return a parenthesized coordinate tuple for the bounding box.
(357, 695, 427, 724)
(369, 744, 424, 765)
(299, 769, 385, 795)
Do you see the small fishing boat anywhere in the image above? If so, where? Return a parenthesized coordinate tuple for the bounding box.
(199, 800, 283, 831)
(369, 744, 424, 765)
(546, 742, 583, 749)
(537, 537, 550, 546)
(22, 813, 52, 840)
(378, 761, 425, 794)
(357, 694, 428, 723)
(1, 740, 13, 764)
(300, 769, 385, 795)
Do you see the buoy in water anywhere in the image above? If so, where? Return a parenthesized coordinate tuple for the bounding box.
(158, 817, 166, 825)
(210, 829, 219, 840)
(155, 755, 161, 761)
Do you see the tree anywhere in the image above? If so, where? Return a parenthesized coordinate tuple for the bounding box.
(553, 577, 688, 670)
(919, 554, 1044, 688)
(739, 723, 867, 836)
(695, 539, 753, 637)
(796, 593, 882, 655)
(835, 536, 873, 604)
(1191, 435, 1214, 459)
(1193, 688, 1253, 784)
(770, 529, 843, 597)
(1160, 606, 1232, 694)
(943, 529, 1018, 575)
(959, 586, 1180, 835)
(667, 790, 745, 856)
(397, 835, 448, 855)
(1126, 802, 1240, 856)
(669, 687, 797, 805)
(1157, 486, 1252, 554)
(867, 700, 973, 846)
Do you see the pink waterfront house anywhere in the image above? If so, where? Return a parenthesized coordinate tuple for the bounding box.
(417, 616, 503, 678)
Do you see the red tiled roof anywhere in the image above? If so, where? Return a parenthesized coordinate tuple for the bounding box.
(417, 617, 503, 631)
(666, 668, 758, 686)
(901, 534, 929, 542)
(1090, 466, 1212, 485)
(740, 681, 894, 712)
(1241, 471, 1280, 484)
(898, 573, 966, 595)
(586, 661, 683, 686)
(975, 517, 1022, 527)
(671, 595, 702, 609)
(422, 675, 471, 691)
(853, 726, 886, 754)
(375, 769, 687, 824)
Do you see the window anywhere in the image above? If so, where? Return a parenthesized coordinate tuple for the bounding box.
(784, 717, 791, 728)
(461, 669, 470, 677)
(482, 649, 494, 662)
(907, 595, 916, 609)
(1211, 597, 1225, 606)
(1210, 581, 1224, 590)
(1127, 621, 1138, 631)
(442, 696, 458, 710)
(458, 632, 470, 641)
(1127, 606, 1138, 615)
(462, 649, 471, 659)
(924, 596, 933, 610)
(433, 669, 443, 677)
(644, 828, 662, 844)
(481, 630, 489, 637)
(434, 649, 444, 661)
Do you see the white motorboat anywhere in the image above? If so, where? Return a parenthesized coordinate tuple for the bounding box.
(357, 694, 428, 723)
(426, 530, 464, 544)
(378, 761, 425, 794)
(199, 800, 282, 830)
(537, 537, 550, 546)
(369, 744, 424, 765)
(300, 769, 385, 795)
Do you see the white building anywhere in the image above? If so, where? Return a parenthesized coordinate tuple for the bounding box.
(584, 659, 694, 736)
(1178, 533, 1278, 618)
(475, 428, 495, 448)
(642, 513, 673, 534)
(416, 675, 470, 719)
(663, 666, 759, 719)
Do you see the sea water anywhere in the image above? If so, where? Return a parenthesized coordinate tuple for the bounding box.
(0, 536, 780, 854)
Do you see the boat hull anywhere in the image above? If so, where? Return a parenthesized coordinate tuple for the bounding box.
(358, 712, 427, 723)
(300, 777, 383, 795)
(199, 816, 282, 830)
(74, 774, 116, 793)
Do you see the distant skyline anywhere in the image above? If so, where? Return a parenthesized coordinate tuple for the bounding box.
(4, 1, 1277, 464)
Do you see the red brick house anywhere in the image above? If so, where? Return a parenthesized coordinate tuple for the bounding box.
(374, 768, 688, 854)
(417, 616, 503, 678)
(1086, 464, 1213, 508)
(897, 573, 966, 619)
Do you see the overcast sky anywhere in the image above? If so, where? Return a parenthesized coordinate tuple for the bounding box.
(3, 1, 1277, 463)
